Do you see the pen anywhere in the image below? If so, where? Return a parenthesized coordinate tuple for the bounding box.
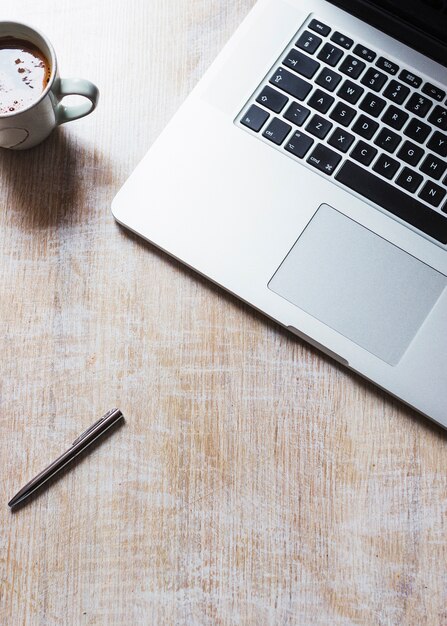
(8, 408, 124, 508)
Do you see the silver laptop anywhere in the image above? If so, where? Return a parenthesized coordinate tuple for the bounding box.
(112, 0, 447, 428)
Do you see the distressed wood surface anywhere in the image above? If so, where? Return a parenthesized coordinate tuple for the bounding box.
(1, 1, 447, 624)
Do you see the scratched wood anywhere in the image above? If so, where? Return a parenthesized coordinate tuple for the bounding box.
(0, 1, 446, 624)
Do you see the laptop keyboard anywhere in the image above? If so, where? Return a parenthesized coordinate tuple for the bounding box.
(237, 17, 447, 246)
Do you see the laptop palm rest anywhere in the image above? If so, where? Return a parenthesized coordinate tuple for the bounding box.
(269, 204, 446, 365)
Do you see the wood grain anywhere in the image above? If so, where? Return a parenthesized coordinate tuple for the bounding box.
(1, 1, 446, 624)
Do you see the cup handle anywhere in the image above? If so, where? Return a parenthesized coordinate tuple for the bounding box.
(54, 78, 99, 125)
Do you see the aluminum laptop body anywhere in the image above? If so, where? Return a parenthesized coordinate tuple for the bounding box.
(112, 0, 447, 428)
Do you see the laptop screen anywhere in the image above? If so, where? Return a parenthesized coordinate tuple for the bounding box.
(328, 0, 447, 66)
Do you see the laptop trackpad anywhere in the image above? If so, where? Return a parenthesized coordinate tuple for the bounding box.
(269, 204, 446, 365)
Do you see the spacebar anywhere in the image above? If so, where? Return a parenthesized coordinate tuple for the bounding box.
(335, 160, 447, 244)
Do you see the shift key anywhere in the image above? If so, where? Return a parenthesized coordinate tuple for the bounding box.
(307, 143, 342, 175)
(270, 67, 312, 101)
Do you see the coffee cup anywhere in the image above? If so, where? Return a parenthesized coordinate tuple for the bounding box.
(0, 21, 99, 150)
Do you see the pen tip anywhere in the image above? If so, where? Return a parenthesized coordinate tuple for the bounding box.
(8, 490, 27, 508)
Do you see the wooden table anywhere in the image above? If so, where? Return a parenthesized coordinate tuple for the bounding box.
(1, 1, 446, 624)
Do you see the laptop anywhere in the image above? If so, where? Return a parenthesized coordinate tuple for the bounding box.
(112, 0, 447, 429)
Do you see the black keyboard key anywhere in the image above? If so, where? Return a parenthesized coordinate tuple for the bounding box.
(315, 67, 342, 92)
(396, 167, 423, 193)
(335, 161, 447, 243)
(361, 68, 388, 92)
(285, 130, 314, 158)
(330, 31, 353, 49)
(307, 143, 342, 175)
(350, 140, 377, 165)
(353, 44, 376, 63)
(296, 31, 322, 55)
(270, 67, 312, 100)
(374, 128, 401, 153)
(404, 118, 431, 144)
(397, 141, 424, 166)
(405, 93, 433, 118)
(428, 105, 447, 131)
(283, 101, 310, 126)
(427, 131, 447, 157)
(307, 89, 334, 114)
(241, 105, 269, 132)
(419, 180, 446, 208)
(376, 57, 399, 75)
(383, 80, 410, 104)
(352, 114, 379, 140)
(329, 101, 356, 127)
(308, 19, 331, 37)
(381, 105, 409, 130)
(372, 153, 400, 179)
(359, 92, 386, 118)
(420, 154, 447, 181)
(337, 80, 364, 104)
(422, 82, 446, 102)
(283, 49, 320, 79)
(399, 69, 422, 89)
(263, 117, 291, 145)
(339, 55, 366, 79)
(317, 43, 344, 67)
(256, 86, 288, 113)
(306, 114, 333, 139)
(328, 127, 355, 153)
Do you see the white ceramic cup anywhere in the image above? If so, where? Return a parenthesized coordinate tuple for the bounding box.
(0, 22, 99, 150)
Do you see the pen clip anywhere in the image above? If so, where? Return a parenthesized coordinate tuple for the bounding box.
(72, 409, 118, 446)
